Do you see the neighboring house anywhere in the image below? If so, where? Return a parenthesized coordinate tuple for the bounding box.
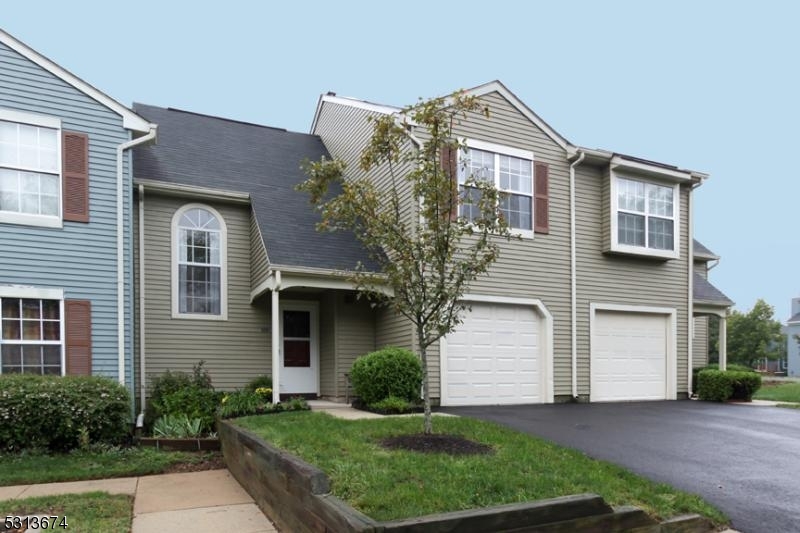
(692, 239, 734, 370)
(786, 298, 800, 376)
(0, 30, 155, 391)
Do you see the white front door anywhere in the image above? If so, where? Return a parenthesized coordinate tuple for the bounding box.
(279, 301, 319, 395)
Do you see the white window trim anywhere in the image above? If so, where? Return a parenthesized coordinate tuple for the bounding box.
(0, 287, 66, 376)
(610, 172, 680, 259)
(589, 303, 678, 401)
(459, 139, 536, 239)
(0, 108, 63, 228)
(171, 203, 228, 320)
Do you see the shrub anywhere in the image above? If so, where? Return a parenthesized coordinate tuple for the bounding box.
(218, 390, 264, 419)
(146, 361, 218, 433)
(692, 363, 752, 394)
(369, 395, 415, 414)
(157, 387, 221, 433)
(245, 375, 273, 392)
(0, 375, 130, 452)
(697, 369, 762, 401)
(152, 414, 204, 438)
(350, 347, 422, 405)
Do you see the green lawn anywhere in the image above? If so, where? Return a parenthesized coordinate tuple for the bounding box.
(236, 412, 726, 525)
(0, 492, 131, 533)
(0, 447, 219, 486)
(754, 382, 800, 403)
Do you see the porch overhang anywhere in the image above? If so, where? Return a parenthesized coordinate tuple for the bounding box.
(250, 265, 392, 302)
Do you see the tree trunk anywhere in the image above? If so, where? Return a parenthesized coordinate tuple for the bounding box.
(418, 326, 433, 435)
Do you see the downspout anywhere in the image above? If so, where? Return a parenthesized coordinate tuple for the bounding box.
(137, 183, 146, 424)
(569, 150, 585, 400)
(687, 180, 702, 396)
(116, 126, 157, 387)
(271, 270, 282, 405)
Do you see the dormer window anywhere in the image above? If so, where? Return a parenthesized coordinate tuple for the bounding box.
(610, 174, 680, 259)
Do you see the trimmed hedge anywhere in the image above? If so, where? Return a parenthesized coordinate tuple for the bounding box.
(697, 369, 762, 402)
(692, 363, 752, 394)
(0, 374, 130, 452)
(350, 347, 422, 405)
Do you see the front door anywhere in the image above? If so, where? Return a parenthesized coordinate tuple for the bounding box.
(279, 302, 319, 395)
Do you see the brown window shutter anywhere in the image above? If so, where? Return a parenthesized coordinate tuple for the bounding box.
(65, 300, 92, 375)
(62, 131, 89, 222)
(440, 144, 459, 221)
(534, 161, 550, 234)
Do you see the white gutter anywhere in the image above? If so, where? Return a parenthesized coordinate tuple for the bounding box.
(569, 150, 585, 399)
(138, 183, 147, 416)
(116, 126, 157, 386)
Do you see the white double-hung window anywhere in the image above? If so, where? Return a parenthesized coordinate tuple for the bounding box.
(458, 140, 534, 233)
(0, 295, 63, 375)
(0, 110, 61, 226)
(614, 176, 678, 256)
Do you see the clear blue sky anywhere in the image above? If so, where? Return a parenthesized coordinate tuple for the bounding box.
(4, 1, 798, 319)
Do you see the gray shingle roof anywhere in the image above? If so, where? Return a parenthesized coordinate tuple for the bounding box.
(788, 312, 800, 324)
(693, 272, 733, 307)
(132, 104, 376, 272)
(693, 239, 718, 261)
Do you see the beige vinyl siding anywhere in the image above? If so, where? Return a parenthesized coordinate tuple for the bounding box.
(334, 293, 376, 397)
(376, 306, 413, 350)
(250, 211, 270, 293)
(319, 291, 336, 398)
(693, 316, 709, 368)
(135, 193, 269, 391)
(313, 100, 417, 228)
(575, 164, 691, 396)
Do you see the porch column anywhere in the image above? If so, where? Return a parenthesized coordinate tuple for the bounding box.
(718, 313, 727, 371)
(271, 288, 280, 404)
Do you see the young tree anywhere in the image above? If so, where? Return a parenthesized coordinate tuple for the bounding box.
(725, 299, 786, 368)
(298, 92, 513, 434)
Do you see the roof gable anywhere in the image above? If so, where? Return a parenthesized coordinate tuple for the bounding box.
(0, 30, 151, 133)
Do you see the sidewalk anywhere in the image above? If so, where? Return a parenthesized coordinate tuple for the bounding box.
(0, 469, 277, 533)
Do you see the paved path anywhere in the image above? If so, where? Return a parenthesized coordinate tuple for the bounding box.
(0, 469, 277, 532)
(441, 401, 800, 533)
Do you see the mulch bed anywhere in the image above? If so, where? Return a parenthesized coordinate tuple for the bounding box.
(161, 452, 226, 474)
(351, 399, 424, 415)
(380, 434, 494, 456)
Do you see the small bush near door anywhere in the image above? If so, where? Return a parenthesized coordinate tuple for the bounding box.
(691, 363, 752, 395)
(350, 347, 423, 406)
(697, 369, 762, 402)
(0, 375, 129, 452)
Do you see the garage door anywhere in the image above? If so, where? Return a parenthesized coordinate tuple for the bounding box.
(592, 311, 668, 402)
(443, 303, 542, 406)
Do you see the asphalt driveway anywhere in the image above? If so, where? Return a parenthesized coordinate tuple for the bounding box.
(440, 401, 800, 533)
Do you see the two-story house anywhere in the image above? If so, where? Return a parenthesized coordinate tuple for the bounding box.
(129, 81, 733, 407)
(0, 30, 155, 392)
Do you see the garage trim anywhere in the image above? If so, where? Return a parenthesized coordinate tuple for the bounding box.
(439, 294, 554, 405)
(589, 303, 678, 401)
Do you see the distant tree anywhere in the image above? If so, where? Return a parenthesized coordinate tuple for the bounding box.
(724, 299, 786, 368)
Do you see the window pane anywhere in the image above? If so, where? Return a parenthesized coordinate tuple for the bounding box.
(22, 320, 41, 340)
(459, 186, 483, 222)
(22, 345, 41, 366)
(618, 178, 645, 212)
(2, 299, 20, 319)
(2, 319, 20, 340)
(500, 194, 532, 230)
(647, 184, 673, 217)
(43, 320, 60, 340)
(40, 195, 58, 216)
(466, 149, 494, 183)
(284, 310, 310, 338)
(43, 345, 61, 365)
(0, 143, 16, 167)
(2, 345, 21, 365)
(0, 121, 16, 142)
(648, 217, 674, 250)
(618, 212, 645, 246)
(209, 232, 220, 264)
(283, 340, 311, 367)
(22, 300, 40, 319)
(42, 300, 59, 319)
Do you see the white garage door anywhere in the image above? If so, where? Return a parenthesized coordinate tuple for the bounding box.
(443, 303, 542, 406)
(592, 311, 668, 402)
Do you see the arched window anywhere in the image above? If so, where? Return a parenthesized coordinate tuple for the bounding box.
(172, 205, 227, 318)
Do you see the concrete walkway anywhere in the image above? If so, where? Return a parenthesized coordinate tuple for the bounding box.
(0, 469, 277, 532)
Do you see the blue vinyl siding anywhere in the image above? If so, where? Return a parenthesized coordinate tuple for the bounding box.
(0, 41, 134, 387)
(788, 323, 800, 377)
